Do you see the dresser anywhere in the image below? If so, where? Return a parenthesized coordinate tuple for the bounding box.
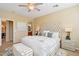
(62, 39, 75, 51)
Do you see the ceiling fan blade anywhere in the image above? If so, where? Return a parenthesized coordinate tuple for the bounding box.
(28, 9, 31, 12)
(18, 5, 27, 7)
(53, 4, 59, 7)
(34, 3, 43, 6)
(35, 8, 40, 11)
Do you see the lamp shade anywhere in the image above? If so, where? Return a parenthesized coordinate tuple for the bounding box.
(65, 28, 72, 32)
(36, 26, 40, 31)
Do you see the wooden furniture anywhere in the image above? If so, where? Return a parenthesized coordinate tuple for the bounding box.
(62, 39, 75, 51)
(28, 31, 32, 36)
(28, 23, 32, 36)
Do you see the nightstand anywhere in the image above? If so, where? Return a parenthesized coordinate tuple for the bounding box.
(62, 39, 75, 51)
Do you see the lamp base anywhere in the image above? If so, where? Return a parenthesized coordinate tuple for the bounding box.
(66, 36, 71, 40)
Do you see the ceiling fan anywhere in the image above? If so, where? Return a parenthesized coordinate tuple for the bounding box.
(18, 3, 43, 12)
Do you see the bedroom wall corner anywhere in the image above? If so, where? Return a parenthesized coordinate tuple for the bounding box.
(32, 5, 79, 49)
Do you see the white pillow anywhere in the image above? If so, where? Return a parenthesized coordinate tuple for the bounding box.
(42, 31, 59, 38)
(52, 32, 59, 38)
(42, 30, 50, 37)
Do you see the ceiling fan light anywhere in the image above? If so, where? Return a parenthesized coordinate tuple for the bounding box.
(28, 5, 34, 10)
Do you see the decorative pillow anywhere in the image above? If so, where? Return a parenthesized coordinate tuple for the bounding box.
(42, 30, 50, 37)
(52, 32, 59, 38)
(47, 32, 53, 38)
(43, 33, 46, 36)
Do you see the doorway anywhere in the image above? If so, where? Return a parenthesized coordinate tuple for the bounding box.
(2, 20, 13, 45)
(2, 21, 6, 44)
(6, 20, 13, 43)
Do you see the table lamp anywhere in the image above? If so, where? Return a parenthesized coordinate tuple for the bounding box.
(65, 28, 72, 40)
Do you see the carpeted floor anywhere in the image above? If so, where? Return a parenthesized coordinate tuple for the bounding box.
(55, 49, 79, 56)
(0, 40, 13, 56)
(0, 40, 79, 56)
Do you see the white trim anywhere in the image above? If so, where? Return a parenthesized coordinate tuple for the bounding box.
(6, 20, 14, 42)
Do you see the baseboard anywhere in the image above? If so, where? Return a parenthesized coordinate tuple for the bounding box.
(76, 48, 79, 50)
(0, 43, 2, 47)
(13, 42, 21, 44)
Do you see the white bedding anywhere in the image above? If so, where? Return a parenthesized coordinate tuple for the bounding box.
(21, 36, 60, 56)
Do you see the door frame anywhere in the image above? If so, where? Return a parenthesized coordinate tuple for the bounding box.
(0, 16, 15, 46)
(0, 17, 2, 46)
(6, 20, 14, 42)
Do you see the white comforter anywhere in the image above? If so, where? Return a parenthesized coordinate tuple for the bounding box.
(21, 36, 60, 56)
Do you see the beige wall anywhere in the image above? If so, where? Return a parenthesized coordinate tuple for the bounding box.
(0, 9, 32, 45)
(33, 5, 79, 49)
(0, 17, 2, 46)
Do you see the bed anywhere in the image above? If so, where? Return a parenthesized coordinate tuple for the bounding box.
(21, 31, 60, 56)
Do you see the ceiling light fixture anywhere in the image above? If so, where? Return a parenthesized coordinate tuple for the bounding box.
(28, 4, 35, 10)
(18, 3, 43, 12)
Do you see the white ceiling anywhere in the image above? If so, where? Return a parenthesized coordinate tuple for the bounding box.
(0, 3, 78, 19)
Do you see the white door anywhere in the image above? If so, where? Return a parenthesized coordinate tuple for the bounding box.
(6, 21, 13, 42)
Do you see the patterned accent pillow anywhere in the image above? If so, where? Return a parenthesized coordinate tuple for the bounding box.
(43, 33, 46, 36)
(47, 32, 53, 38)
